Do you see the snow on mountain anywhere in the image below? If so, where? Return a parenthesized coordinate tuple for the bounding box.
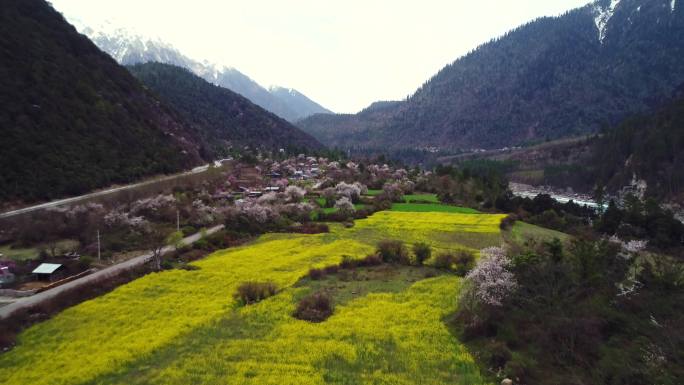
(68, 19, 332, 121)
(269, 86, 332, 120)
(593, 0, 622, 43)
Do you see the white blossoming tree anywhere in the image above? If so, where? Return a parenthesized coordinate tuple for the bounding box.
(382, 182, 404, 202)
(335, 182, 362, 202)
(334, 197, 356, 216)
(279, 202, 315, 222)
(284, 186, 307, 202)
(322, 187, 337, 207)
(462, 247, 517, 308)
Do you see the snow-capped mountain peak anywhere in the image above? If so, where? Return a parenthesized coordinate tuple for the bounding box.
(269, 86, 299, 96)
(68, 18, 332, 121)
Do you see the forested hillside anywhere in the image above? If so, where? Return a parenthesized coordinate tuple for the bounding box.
(445, 88, 684, 203)
(77, 23, 331, 122)
(591, 87, 684, 201)
(128, 63, 323, 153)
(296, 101, 402, 148)
(0, 0, 204, 204)
(299, 0, 684, 152)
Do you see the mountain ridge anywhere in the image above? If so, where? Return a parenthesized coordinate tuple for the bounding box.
(128, 62, 323, 153)
(0, 0, 205, 203)
(71, 21, 332, 122)
(297, 0, 684, 154)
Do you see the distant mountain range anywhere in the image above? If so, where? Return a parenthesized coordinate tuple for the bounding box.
(72, 20, 332, 122)
(298, 0, 684, 154)
(128, 63, 322, 154)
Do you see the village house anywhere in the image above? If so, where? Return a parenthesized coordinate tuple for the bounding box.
(32, 263, 65, 282)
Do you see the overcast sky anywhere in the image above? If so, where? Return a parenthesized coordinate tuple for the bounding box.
(51, 0, 591, 113)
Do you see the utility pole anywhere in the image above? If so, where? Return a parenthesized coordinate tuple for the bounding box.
(97, 229, 101, 260)
(176, 209, 180, 232)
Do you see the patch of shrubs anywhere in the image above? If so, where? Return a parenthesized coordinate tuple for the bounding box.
(192, 238, 210, 251)
(225, 214, 292, 235)
(308, 267, 325, 280)
(176, 249, 209, 263)
(433, 253, 457, 270)
(193, 230, 251, 252)
(353, 208, 372, 220)
(453, 250, 476, 277)
(412, 242, 432, 265)
(433, 250, 476, 276)
(406, 199, 435, 204)
(77, 256, 93, 271)
(181, 225, 198, 237)
(376, 240, 409, 264)
(488, 340, 513, 369)
(499, 214, 518, 230)
(318, 211, 353, 222)
(177, 263, 200, 271)
(307, 254, 383, 280)
(359, 254, 383, 267)
(233, 281, 278, 305)
(287, 223, 330, 234)
(316, 206, 377, 223)
(293, 292, 334, 322)
(372, 197, 393, 211)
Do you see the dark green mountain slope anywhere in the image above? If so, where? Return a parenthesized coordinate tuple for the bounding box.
(127, 63, 323, 153)
(297, 101, 401, 148)
(447, 87, 684, 203)
(591, 87, 684, 201)
(299, 0, 684, 153)
(0, 0, 204, 204)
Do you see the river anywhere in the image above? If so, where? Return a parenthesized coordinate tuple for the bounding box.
(509, 182, 604, 209)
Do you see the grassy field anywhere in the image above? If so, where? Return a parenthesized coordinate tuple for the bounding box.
(507, 221, 570, 244)
(0, 245, 39, 261)
(0, 239, 81, 261)
(390, 203, 481, 214)
(402, 193, 440, 203)
(364, 191, 440, 203)
(0, 211, 505, 385)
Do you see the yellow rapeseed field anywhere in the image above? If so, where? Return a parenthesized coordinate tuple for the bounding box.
(0, 211, 504, 385)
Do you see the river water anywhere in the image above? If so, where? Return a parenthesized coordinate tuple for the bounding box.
(509, 183, 684, 223)
(509, 182, 603, 209)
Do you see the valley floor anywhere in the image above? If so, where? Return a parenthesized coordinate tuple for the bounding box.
(0, 210, 506, 385)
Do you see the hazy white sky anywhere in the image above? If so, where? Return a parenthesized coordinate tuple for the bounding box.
(51, 0, 590, 113)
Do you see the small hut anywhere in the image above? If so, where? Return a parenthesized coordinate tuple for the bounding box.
(32, 263, 64, 281)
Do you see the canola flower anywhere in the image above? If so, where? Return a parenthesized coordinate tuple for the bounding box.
(0, 211, 502, 385)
